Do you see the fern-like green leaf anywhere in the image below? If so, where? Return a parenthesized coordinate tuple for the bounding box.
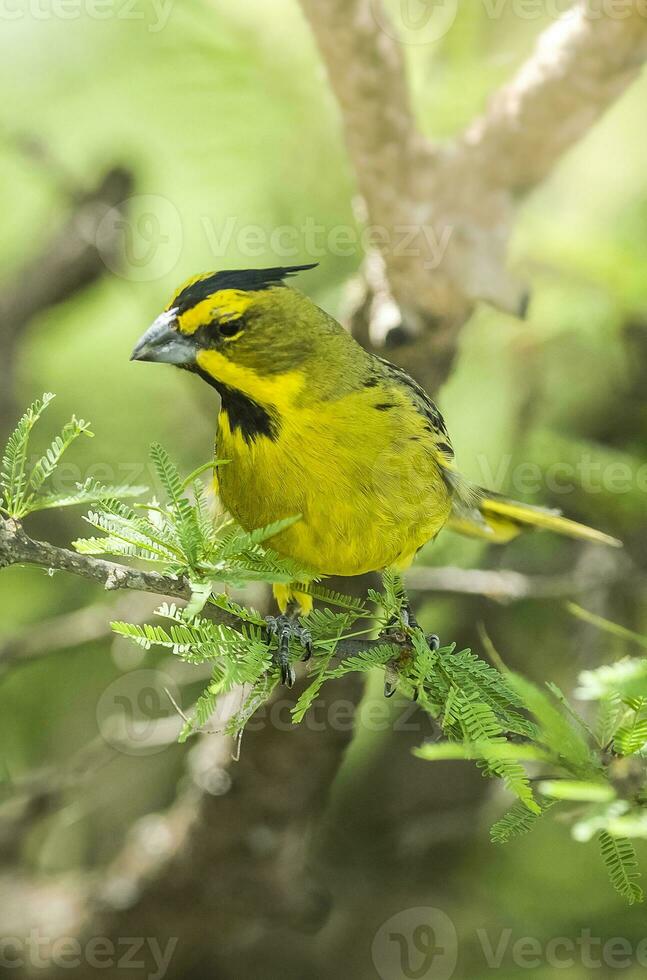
(596, 693, 625, 749)
(291, 651, 336, 724)
(303, 584, 369, 615)
(455, 693, 539, 813)
(491, 801, 554, 844)
(510, 674, 598, 778)
(150, 443, 203, 567)
(598, 831, 644, 904)
(614, 715, 647, 757)
(77, 509, 180, 563)
(305, 608, 357, 644)
(214, 516, 301, 562)
(28, 416, 93, 494)
(31, 479, 146, 514)
(441, 650, 536, 740)
(325, 643, 399, 679)
(207, 592, 266, 627)
(0, 392, 55, 517)
(179, 681, 219, 742)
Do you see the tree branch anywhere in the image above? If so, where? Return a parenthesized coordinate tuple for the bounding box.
(299, 0, 647, 382)
(3, 515, 631, 677)
(462, 0, 647, 192)
(0, 518, 191, 601)
(0, 517, 380, 665)
(0, 594, 153, 672)
(0, 677, 365, 979)
(404, 549, 632, 603)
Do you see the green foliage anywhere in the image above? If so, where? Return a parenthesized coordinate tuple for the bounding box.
(614, 708, 647, 757)
(415, 624, 647, 903)
(509, 674, 598, 777)
(0, 393, 145, 519)
(72, 446, 311, 589)
(490, 801, 555, 844)
(3, 399, 647, 905)
(598, 832, 644, 905)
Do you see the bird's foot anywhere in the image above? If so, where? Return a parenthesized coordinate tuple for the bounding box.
(380, 618, 440, 699)
(265, 615, 313, 688)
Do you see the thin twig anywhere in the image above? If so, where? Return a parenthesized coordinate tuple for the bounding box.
(0, 517, 191, 601)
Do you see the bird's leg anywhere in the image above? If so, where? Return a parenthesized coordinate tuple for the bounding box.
(383, 627, 441, 699)
(265, 604, 313, 688)
(381, 592, 440, 647)
(401, 599, 418, 630)
(380, 574, 440, 698)
(400, 601, 441, 652)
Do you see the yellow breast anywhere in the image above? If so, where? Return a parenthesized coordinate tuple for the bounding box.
(210, 361, 452, 578)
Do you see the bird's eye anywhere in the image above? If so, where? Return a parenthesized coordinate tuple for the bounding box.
(219, 319, 242, 338)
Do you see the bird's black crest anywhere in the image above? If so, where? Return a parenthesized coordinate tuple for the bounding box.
(172, 264, 318, 314)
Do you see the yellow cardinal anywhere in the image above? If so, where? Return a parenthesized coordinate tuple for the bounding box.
(132, 264, 620, 683)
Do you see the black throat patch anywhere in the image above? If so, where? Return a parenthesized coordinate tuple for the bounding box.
(193, 368, 279, 444)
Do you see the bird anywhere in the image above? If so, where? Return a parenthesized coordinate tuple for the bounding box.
(131, 263, 621, 686)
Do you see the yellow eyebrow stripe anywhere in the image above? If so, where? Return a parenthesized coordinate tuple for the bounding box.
(177, 290, 254, 335)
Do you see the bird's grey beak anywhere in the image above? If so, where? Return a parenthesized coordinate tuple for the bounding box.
(130, 309, 197, 365)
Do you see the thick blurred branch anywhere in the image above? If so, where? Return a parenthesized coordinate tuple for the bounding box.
(405, 548, 633, 603)
(462, 1, 647, 191)
(299, 0, 647, 386)
(0, 679, 364, 980)
(0, 594, 153, 673)
(0, 167, 133, 329)
(0, 737, 118, 862)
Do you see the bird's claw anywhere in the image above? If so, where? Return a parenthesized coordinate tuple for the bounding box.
(382, 604, 422, 638)
(381, 630, 441, 699)
(265, 615, 313, 688)
(401, 605, 419, 631)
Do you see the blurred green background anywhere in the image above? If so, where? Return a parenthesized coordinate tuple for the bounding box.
(1, 1, 646, 977)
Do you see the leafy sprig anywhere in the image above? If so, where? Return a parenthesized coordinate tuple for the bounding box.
(2, 396, 647, 904)
(0, 393, 145, 519)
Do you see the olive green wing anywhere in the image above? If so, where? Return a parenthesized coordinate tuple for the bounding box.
(371, 355, 456, 465)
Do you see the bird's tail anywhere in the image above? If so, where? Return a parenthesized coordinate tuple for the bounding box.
(446, 483, 621, 548)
